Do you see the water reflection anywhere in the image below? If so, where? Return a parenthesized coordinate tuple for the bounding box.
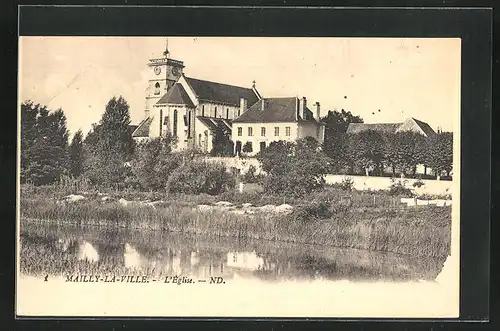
(20, 222, 445, 282)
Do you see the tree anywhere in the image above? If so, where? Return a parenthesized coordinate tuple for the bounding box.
(348, 130, 385, 176)
(257, 140, 295, 174)
(20, 101, 41, 183)
(20, 101, 70, 185)
(321, 109, 363, 173)
(131, 134, 182, 190)
(210, 126, 233, 156)
(69, 130, 84, 177)
(382, 133, 398, 176)
(321, 109, 364, 137)
(426, 132, 453, 177)
(83, 96, 135, 187)
(97, 96, 135, 159)
(257, 138, 330, 197)
(383, 132, 427, 176)
(242, 141, 253, 154)
(166, 160, 235, 195)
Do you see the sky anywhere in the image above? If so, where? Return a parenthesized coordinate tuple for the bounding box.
(19, 37, 461, 137)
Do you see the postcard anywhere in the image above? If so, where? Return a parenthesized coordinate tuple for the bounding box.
(17, 36, 460, 318)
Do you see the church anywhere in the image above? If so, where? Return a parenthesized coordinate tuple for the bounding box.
(131, 43, 325, 155)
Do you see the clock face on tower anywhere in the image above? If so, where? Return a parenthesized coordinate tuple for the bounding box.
(172, 67, 180, 76)
(154, 66, 161, 75)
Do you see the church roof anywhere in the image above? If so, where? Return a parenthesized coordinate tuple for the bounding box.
(156, 83, 195, 107)
(132, 117, 153, 137)
(197, 116, 232, 134)
(232, 97, 317, 124)
(184, 76, 259, 107)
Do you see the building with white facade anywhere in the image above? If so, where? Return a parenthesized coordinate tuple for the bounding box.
(231, 97, 325, 156)
(131, 43, 325, 154)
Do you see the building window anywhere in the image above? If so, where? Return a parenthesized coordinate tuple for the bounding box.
(238, 109, 241, 117)
(226, 108, 230, 119)
(285, 126, 291, 136)
(154, 82, 160, 95)
(159, 109, 163, 136)
(261, 127, 266, 136)
(248, 127, 253, 136)
(274, 127, 280, 136)
(164, 116, 169, 134)
(173, 109, 178, 137)
(198, 133, 202, 146)
(214, 106, 218, 118)
(188, 111, 192, 138)
(202, 105, 205, 117)
(237, 127, 243, 136)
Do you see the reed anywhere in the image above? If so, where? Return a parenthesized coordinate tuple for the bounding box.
(20, 196, 451, 259)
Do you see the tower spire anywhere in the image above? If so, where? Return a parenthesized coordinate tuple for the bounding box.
(163, 38, 169, 58)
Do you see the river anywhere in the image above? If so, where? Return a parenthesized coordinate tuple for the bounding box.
(20, 221, 445, 282)
(17, 221, 457, 317)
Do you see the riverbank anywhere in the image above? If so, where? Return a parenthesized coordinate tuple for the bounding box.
(20, 186, 451, 259)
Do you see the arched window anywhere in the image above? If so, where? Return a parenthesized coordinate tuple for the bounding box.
(214, 106, 218, 118)
(173, 109, 178, 137)
(154, 82, 160, 95)
(188, 111, 192, 138)
(202, 105, 205, 117)
(226, 108, 229, 119)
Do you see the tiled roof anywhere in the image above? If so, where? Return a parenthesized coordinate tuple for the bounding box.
(232, 97, 317, 123)
(132, 117, 153, 137)
(156, 83, 195, 107)
(197, 116, 232, 134)
(346, 123, 401, 134)
(128, 124, 139, 135)
(412, 118, 436, 136)
(184, 77, 259, 107)
(347, 118, 436, 136)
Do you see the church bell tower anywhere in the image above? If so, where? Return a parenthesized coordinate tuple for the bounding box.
(144, 39, 185, 119)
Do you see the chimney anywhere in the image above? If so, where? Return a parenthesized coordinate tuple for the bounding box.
(299, 97, 307, 119)
(239, 97, 248, 116)
(315, 102, 320, 120)
(295, 97, 299, 121)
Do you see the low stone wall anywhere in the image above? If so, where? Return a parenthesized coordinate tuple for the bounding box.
(324, 174, 453, 196)
(202, 157, 453, 196)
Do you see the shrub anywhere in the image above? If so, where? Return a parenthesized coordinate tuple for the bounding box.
(413, 178, 425, 188)
(166, 160, 236, 195)
(242, 165, 263, 184)
(258, 138, 330, 198)
(293, 200, 336, 223)
(131, 136, 182, 190)
(388, 178, 414, 197)
(338, 177, 354, 191)
(242, 141, 253, 154)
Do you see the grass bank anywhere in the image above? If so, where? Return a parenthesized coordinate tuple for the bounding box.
(20, 192, 451, 259)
